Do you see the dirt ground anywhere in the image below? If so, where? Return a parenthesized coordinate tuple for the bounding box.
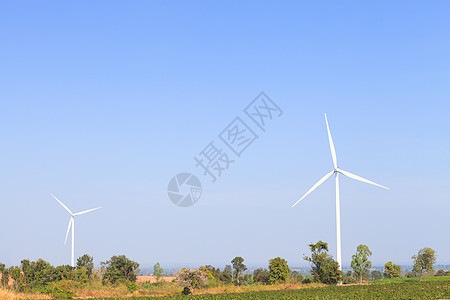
(136, 276, 176, 283)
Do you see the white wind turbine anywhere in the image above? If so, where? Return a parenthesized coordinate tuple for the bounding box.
(292, 114, 389, 271)
(51, 193, 101, 267)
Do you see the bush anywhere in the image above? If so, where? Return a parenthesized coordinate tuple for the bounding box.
(343, 275, 358, 284)
(253, 268, 269, 284)
(101, 255, 140, 284)
(175, 268, 208, 294)
(126, 281, 139, 293)
(290, 271, 304, 283)
(302, 276, 313, 284)
(42, 285, 76, 299)
(181, 286, 191, 295)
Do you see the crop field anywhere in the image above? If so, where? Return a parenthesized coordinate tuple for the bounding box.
(86, 280, 450, 300)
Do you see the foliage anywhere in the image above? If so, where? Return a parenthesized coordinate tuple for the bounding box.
(181, 286, 191, 295)
(343, 274, 358, 284)
(86, 279, 450, 300)
(304, 240, 343, 285)
(218, 265, 233, 283)
(268, 257, 290, 284)
(101, 255, 140, 284)
(351, 244, 372, 283)
(301, 276, 313, 284)
(384, 261, 401, 278)
(175, 268, 208, 294)
(231, 257, 247, 285)
(242, 274, 254, 286)
(253, 268, 269, 284)
(0, 263, 9, 287)
(42, 285, 76, 299)
(153, 262, 164, 282)
(435, 269, 450, 276)
(371, 270, 383, 281)
(77, 254, 94, 279)
(412, 247, 436, 282)
(288, 270, 303, 284)
(126, 281, 139, 293)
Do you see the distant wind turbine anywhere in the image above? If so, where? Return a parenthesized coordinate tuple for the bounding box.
(292, 114, 389, 271)
(51, 193, 101, 267)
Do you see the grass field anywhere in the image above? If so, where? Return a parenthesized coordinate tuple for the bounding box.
(374, 275, 450, 283)
(2, 276, 449, 299)
(94, 279, 450, 300)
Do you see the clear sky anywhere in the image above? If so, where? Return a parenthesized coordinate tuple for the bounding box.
(1, 1, 449, 269)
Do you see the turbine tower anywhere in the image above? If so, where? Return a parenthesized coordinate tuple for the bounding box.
(292, 114, 389, 271)
(51, 193, 101, 267)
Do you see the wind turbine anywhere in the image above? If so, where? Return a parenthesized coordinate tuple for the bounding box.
(51, 193, 101, 267)
(292, 114, 388, 271)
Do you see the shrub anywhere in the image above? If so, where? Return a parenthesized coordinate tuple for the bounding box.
(101, 255, 140, 284)
(126, 281, 139, 293)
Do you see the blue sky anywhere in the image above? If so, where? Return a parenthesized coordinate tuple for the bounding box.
(1, 1, 449, 269)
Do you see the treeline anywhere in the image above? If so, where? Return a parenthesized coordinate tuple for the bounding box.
(0, 241, 445, 297)
(0, 254, 140, 297)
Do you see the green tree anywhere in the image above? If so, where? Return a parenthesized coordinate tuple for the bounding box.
(175, 268, 208, 294)
(231, 257, 247, 285)
(253, 268, 269, 284)
(199, 265, 221, 281)
(9, 266, 22, 290)
(351, 244, 372, 283)
(77, 254, 94, 279)
(268, 257, 290, 284)
(101, 255, 140, 284)
(371, 270, 382, 281)
(383, 261, 401, 278)
(304, 241, 343, 285)
(290, 271, 304, 283)
(153, 262, 164, 282)
(412, 247, 436, 282)
(218, 265, 232, 283)
(0, 263, 10, 287)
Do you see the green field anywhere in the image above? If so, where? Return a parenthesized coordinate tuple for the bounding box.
(87, 279, 450, 300)
(374, 275, 450, 283)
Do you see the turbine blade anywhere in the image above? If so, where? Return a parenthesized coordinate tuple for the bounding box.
(325, 114, 338, 169)
(51, 193, 73, 215)
(64, 218, 73, 245)
(292, 170, 335, 207)
(74, 207, 102, 216)
(339, 169, 389, 190)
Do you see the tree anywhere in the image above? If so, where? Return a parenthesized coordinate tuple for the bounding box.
(371, 270, 382, 281)
(101, 255, 140, 284)
(290, 271, 304, 283)
(218, 265, 232, 283)
(175, 268, 208, 294)
(351, 244, 372, 283)
(231, 257, 247, 285)
(0, 263, 9, 287)
(383, 261, 401, 278)
(304, 241, 343, 285)
(412, 247, 436, 282)
(253, 268, 269, 284)
(9, 266, 22, 290)
(268, 257, 290, 284)
(77, 254, 94, 279)
(434, 269, 449, 276)
(153, 262, 164, 282)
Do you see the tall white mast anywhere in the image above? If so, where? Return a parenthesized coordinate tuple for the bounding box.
(292, 114, 388, 272)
